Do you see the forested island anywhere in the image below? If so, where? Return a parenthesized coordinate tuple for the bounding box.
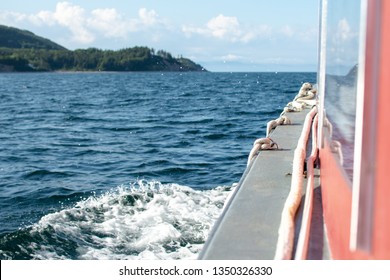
(0, 25, 206, 72)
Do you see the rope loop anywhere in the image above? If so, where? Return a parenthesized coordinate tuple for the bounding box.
(283, 101, 306, 113)
(247, 137, 279, 166)
(254, 137, 279, 150)
(267, 115, 292, 137)
(293, 82, 317, 107)
(293, 83, 315, 101)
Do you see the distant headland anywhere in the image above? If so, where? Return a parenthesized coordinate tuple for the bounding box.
(0, 25, 206, 72)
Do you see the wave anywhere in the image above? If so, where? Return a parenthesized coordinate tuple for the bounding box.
(0, 180, 233, 260)
(203, 133, 227, 140)
(22, 169, 72, 180)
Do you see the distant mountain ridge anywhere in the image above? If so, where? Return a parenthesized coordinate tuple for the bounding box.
(0, 25, 206, 72)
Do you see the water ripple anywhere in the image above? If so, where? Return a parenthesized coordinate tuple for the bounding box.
(0, 72, 316, 259)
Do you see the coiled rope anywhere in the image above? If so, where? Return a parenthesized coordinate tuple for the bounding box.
(293, 82, 316, 102)
(282, 83, 317, 114)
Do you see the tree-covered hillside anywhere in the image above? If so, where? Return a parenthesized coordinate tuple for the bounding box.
(0, 25, 206, 72)
(0, 25, 66, 50)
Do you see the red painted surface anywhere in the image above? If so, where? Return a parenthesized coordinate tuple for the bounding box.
(320, 138, 370, 259)
(320, 0, 390, 259)
(319, 139, 350, 259)
(372, 0, 390, 259)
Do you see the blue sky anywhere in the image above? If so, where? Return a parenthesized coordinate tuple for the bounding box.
(0, 0, 319, 72)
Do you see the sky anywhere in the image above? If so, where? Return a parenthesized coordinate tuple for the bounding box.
(0, 0, 320, 72)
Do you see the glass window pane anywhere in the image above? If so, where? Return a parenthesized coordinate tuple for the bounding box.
(324, 0, 361, 181)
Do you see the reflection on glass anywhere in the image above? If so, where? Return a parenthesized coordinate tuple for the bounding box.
(324, 0, 361, 181)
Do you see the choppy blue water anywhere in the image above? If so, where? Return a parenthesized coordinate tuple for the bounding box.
(0, 71, 315, 259)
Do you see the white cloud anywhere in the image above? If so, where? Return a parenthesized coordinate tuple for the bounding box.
(53, 2, 83, 26)
(2, 2, 95, 44)
(53, 2, 94, 44)
(182, 25, 206, 37)
(207, 14, 241, 39)
(88, 8, 129, 38)
(138, 8, 158, 26)
(336, 18, 354, 41)
(34, 10, 56, 26)
(0, 2, 164, 45)
(277, 24, 317, 42)
(0, 11, 31, 25)
(220, 54, 242, 61)
(182, 14, 270, 43)
(280, 25, 295, 37)
(328, 18, 360, 68)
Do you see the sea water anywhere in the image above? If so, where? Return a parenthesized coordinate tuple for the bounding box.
(0, 71, 316, 259)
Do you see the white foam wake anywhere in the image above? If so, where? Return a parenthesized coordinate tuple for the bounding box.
(28, 180, 233, 260)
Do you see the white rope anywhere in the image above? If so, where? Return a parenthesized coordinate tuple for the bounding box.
(283, 101, 306, 113)
(247, 137, 278, 166)
(295, 90, 317, 101)
(266, 115, 292, 137)
(293, 82, 314, 101)
(294, 114, 319, 259)
(274, 106, 318, 260)
(293, 83, 317, 107)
